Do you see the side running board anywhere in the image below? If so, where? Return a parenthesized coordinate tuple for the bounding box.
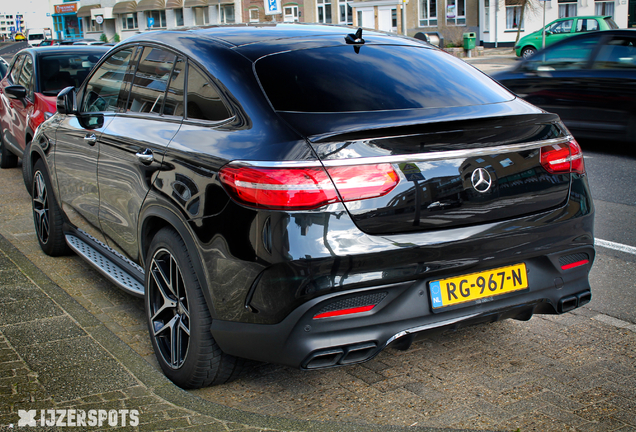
(65, 234, 145, 297)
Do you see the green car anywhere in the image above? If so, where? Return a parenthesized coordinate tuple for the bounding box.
(514, 15, 618, 58)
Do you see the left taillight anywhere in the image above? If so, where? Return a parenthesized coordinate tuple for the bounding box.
(218, 163, 399, 210)
(540, 139, 585, 175)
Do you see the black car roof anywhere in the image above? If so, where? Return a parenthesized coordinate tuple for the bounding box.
(121, 23, 429, 61)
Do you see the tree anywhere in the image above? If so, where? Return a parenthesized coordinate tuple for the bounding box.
(514, 0, 541, 45)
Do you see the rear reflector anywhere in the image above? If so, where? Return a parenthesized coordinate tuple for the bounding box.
(540, 140, 585, 174)
(219, 163, 398, 210)
(561, 259, 589, 270)
(314, 305, 376, 319)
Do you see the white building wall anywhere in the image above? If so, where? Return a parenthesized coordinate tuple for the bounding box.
(480, 0, 628, 46)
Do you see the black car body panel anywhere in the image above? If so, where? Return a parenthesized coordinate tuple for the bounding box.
(493, 29, 636, 142)
(29, 24, 594, 383)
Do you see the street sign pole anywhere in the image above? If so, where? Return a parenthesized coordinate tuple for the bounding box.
(542, 0, 546, 49)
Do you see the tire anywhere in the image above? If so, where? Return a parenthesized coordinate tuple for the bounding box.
(0, 135, 18, 168)
(32, 159, 71, 256)
(145, 227, 244, 388)
(22, 141, 32, 196)
(521, 46, 537, 59)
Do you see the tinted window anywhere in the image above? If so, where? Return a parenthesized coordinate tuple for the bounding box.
(604, 17, 619, 30)
(186, 64, 230, 121)
(18, 56, 34, 99)
(593, 36, 636, 69)
(83, 48, 134, 113)
(164, 57, 185, 116)
(524, 35, 600, 71)
(256, 45, 513, 112)
(39, 53, 103, 96)
(9, 55, 25, 84)
(127, 47, 176, 114)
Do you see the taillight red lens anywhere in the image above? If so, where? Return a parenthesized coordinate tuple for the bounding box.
(540, 140, 585, 174)
(218, 163, 399, 210)
(327, 164, 399, 202)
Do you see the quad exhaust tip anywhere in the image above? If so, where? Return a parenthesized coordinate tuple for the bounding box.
(303, 342, 378, 369)
(558, 290, 591, 313)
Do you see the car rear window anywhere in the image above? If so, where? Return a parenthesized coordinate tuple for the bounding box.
(604, 18, 619, 30)
(255, 45, 514, 112)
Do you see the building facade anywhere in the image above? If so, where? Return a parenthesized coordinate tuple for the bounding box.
(479, 0, 629, 47)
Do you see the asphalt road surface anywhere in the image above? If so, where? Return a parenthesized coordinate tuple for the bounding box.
(583, 145, 636, 325)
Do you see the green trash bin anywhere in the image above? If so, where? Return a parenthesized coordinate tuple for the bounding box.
(463, 32, 476, 50)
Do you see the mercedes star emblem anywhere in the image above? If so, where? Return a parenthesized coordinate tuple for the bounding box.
(471, 168, 493, 193)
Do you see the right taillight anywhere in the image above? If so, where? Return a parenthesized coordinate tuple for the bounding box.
(540, 140, 585, 174)
(218, 162, 399, 210)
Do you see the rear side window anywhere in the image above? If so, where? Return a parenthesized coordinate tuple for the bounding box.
(604, 18, 619, 30)
(186, 64, 230, 121)
(256, 45, 513, 112)
(576, 19, 599, 32)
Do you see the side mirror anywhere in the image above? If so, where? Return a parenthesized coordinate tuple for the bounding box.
(56, 86, 77, 115)
(4, 85, 27, 101)
(545, 30, 553, 36)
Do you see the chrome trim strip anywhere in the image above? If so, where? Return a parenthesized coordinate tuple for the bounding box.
(232, 136, 574, 168)
(385, 313, 481, 347)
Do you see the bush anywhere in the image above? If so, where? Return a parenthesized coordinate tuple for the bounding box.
(114, 33, 120, 43)
(100, 33, 108, 42)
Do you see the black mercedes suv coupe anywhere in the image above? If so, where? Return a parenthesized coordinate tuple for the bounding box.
(27, 24, 595, 389)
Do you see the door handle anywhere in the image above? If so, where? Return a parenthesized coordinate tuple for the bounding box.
(136, 148, 154, 165)
(83, 134, 97, 145)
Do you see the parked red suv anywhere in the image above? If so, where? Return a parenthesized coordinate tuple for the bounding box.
(0, 46, 108, 186)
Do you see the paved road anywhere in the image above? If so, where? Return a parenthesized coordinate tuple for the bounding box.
(1, 51, 635, 431)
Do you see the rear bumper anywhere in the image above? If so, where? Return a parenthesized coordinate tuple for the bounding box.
(211, 244, 594, 369)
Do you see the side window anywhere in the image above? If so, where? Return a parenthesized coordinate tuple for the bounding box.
(8, 55, 25, 84)
(576, 19, 599, 32)
(593, 37, 636, 69)
(18, 56, 34, 100)
(82, 48, 134, 113)
(163, 57, 185, 116)
(525, 35, 600, 71)
(186, 64, 231, 122)
(126, 47, 176, 114)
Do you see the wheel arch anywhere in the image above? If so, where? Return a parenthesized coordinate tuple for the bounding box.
(139, 195, 218, 320)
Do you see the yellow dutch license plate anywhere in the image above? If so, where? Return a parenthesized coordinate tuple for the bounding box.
(429, 263, 528, 309)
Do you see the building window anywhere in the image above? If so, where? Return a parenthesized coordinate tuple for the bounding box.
(146, 10, 167, 28)
(249, 8, 259, 22)
(193, 6, 210, 25)
(505, 0, 523, 30)
(121, 13, 138, 30)
(484, 0, 489, 31)
(85, 17, 103, 32)
(419, 0, 437, 26)
(558, 0, 577, 17)
(219, 4, 234, 23)
(446, 0, 465, 25)
(317, 0, 332, 23)
(595, 0, 614, 17)
(338, 0, 352, 24)
(175, 8, 184, 26)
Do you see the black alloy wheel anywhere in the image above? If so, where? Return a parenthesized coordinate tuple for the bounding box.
(32, 159, 70, 256)
(147, 246, 191, 369)
(145, 227, 244, 388)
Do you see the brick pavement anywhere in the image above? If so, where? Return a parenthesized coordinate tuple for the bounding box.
(1, 145, 635, 431)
